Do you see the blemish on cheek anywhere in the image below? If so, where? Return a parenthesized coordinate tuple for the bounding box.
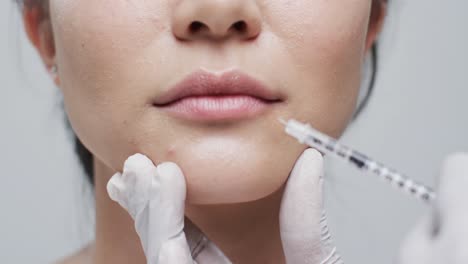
(166, 144, 177, 158)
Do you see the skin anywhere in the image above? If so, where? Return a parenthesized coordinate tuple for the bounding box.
(23, 0, 386, 263)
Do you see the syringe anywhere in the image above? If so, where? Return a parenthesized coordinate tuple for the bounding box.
(279, 118, 437, 204)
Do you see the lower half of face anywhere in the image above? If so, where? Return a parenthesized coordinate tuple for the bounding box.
(51, 0, 371, 204)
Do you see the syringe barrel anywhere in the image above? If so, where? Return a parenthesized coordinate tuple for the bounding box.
(283, 118, 437, 203)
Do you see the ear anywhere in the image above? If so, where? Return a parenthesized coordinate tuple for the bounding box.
(365, 0, 387, 52)
(22, 5, 59, 85)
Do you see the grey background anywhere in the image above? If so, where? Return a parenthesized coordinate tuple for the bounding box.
(1, 0, 467, 263)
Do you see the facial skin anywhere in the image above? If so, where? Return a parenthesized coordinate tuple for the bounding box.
(25, 0, 384, 204)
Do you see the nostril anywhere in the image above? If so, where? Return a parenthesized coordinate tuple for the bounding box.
(189, 21, 205, 33)
(181, 19, 258, 40)
(231, 21, 247, 33)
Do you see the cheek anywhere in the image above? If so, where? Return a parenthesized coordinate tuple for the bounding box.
(266, 0, 370, 61)
(51, 0, 169, 97)
(266, 0, 371, 136)
(50, 0, 171, 170)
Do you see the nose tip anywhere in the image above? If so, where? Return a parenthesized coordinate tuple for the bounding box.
(172, 1, 262, 41)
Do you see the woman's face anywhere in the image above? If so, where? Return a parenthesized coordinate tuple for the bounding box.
(46, 0, 381, 204)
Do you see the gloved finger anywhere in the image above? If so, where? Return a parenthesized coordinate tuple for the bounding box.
(185, 219, 232, 263)
(319, 211, 342, 264)
(159, 233, 194, 264)
(195, 240, 232, 263)
(398, 153, 468, 264)
(107, 172, 126, 206)
(106, 154, 155, 219)
(397, 213, 432, 264)
(107, 171, 140, 218)
(280, 148, 327, 263)
(436, 153, 468, 231)
(143, 161, 193, 263)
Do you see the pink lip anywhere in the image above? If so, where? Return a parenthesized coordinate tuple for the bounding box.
(153, 70, 284, 121)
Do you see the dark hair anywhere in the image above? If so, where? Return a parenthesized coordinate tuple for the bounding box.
(18, 0, 385, 186)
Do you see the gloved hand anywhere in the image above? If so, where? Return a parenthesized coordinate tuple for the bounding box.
(106, 154, 231, 264)
(106, 148, 340, 264)
(398, 153, 468, 264)
(280, 148, 343, 264)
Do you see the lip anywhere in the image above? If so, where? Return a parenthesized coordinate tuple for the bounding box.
(152, 70, 285, 121)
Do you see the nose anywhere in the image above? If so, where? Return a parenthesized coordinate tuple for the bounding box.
(172, 0, 262, 41)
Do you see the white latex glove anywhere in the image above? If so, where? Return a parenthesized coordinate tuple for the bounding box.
(280, 148, 343, 264)
(106, 154, 231, 264)
(398, 153, 468, 264)
(107, 149, 339, 264)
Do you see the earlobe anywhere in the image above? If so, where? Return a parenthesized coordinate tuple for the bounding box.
(22, 6, 57, 77)
(365, 1, 387, 52)
(23, 7, 40, 49)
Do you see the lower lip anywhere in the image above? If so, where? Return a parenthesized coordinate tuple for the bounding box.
(154, 95, 278, 121)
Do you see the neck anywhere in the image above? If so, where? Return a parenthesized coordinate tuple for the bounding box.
(185, 188, 286, 264)
(93, 157, 285, 264)
(94, 157, 147, 264)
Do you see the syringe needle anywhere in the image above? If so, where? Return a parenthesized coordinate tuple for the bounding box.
(278, 117, 288, 126)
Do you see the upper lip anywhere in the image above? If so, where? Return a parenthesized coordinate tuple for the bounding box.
(153, 70, 285, 106)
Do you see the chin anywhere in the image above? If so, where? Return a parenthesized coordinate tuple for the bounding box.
(149, 136, 305, 204)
